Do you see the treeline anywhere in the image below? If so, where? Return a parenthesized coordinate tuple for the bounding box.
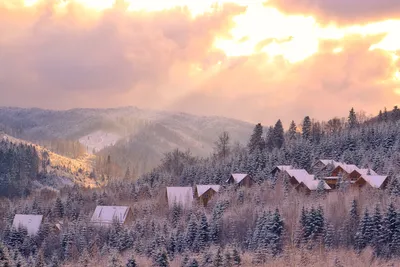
(36, 139, 86, 159)
(138, 106, 400, 188)
(0, 140, 39, 197)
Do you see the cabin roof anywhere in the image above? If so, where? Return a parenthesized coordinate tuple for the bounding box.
(166, 187, 193, 209)
(352, 168, 378, 176)
(90, 206, 131, 225)
(285, 169, 314, 183)
(228, 173, 249, 183)
(275, 165, 293, 171)
(196, 185, 220, 197)
(358, 175, 388, 188)
(315, 159, 341, 167)
(336, 164, 360, 174)
(12, 214, 43, 236)
(300, 179, 331, 190)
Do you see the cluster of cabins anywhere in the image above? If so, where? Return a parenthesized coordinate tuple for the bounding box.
(272, 159, 390, 193)
(11, 160, 389, 235)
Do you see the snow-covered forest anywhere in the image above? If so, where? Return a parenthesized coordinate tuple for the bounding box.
(1, 107, 400, 266)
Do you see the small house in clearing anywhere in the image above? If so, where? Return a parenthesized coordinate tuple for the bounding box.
(90, 206, 133, 226)
(166, 187, 194, 209)
(271, 165, 293, 176)
(353, 175, 389, 190)
(12, 214, 43, 236)
(226, 173, 254, 187)
(195, 185, 220, 206)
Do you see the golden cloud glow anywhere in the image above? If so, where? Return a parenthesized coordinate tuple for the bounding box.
(16, 0, 400, 65)
(1, 0, 400, 124)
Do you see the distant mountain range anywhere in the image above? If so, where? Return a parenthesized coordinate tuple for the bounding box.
(0, 106, 254, 176)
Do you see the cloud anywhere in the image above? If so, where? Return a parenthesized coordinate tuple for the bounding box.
(0, 2, 399, 126)
(172, 34, 399, 124)
(0, 3, 244, 105)
(266, 0, 400, 25)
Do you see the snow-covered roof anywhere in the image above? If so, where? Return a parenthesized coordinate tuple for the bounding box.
(353, 168, 378, 176)
(285, 169, 314, 183)
(90, 206, 131, 225)
(166, 187, 193, 209)
(316, 159, 341, 167)
(227, 173, 249, 184)
(299, 179, 331, 191)
(359, 175, 388, 189)
(196, 185, 220, 197)
(12, 214, 43, 236)
(275, 165, 293, 171)
(336, 164, 360, 174)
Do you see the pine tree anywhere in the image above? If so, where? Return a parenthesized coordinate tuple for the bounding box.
(324, 222, 335, 249)
(213, 247, 223, 267)
(153, 250, 169, 267)
(288, 120, 297, 140)
(0, 243, 11, 267)
(53, 197, 64, 218)
(248, 123, 264, 153)
(125, 255, 137, 267)
(302, 116, 312, 140)
(221, 249, 231, 267)
(188, 259, 199, 267)
(34, 250, 45, 267)
(232, 248, 241, 266)
(272, 120, 284, 149)
(316, 180, 326, 198)
(186, 214, 198, 249)
(348, 108, 358, 129)
(195, 213, 210, 251)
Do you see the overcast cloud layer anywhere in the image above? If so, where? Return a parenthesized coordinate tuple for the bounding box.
(0, 0, 399, 126)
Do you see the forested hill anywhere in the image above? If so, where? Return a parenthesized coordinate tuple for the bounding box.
(0, 106, 254, 176)
(138, 106, 400, 188)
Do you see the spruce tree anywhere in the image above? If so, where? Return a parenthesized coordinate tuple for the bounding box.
(125, 255, 137, 267)
(188, 259, 199, 267)
(213, 247, 223, 267)
(0, 243, 11, 267)
(348, 108, 358, 129)
(288, 120, 297, 140)
(248, 123, 264, 153)
(302, 116, 312, 140)
(232, 248, 241, 266)
(272, 120, 284, 149)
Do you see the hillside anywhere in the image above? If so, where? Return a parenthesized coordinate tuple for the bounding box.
(0, 106, 254, 175)
(0, 133, 97, 189)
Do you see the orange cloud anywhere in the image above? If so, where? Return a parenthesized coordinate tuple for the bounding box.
(0, 1, 399, 126)
(266, 0, 400, 25)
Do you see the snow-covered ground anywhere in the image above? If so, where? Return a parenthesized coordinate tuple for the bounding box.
(79, 130, 121, 153)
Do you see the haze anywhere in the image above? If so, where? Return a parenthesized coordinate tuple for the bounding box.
(1, 0, 399, 125)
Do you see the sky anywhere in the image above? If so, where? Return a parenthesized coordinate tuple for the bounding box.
(0, 0, 399, 125)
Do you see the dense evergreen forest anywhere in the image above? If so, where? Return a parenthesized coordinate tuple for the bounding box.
(1, 107, 400, 266)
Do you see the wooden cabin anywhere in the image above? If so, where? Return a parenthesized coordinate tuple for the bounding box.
(284, 169, 312, 187)
(295, 179, 331, 195)
(311, 159, 340, 176)
(348, 168, 377, 182)
(331, 164, 359, 180)
(353, 175, 389, 190)
(195, 185, 220, 206)
(90, 206, 134, 226)
(226, 173, 254, 187)
(166, 187, 194, 209)
(322, 177, 340, 189)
